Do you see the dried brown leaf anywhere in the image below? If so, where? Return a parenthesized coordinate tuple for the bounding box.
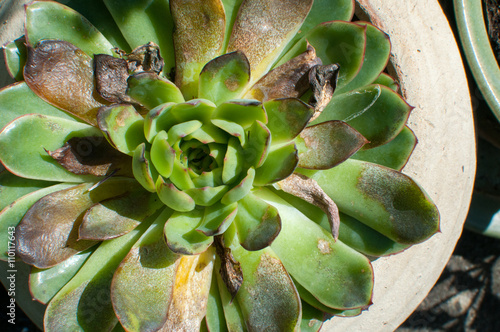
(214, 235, 243, 301)
(94, 54, 131, 103)
(308, 64, 340, 121)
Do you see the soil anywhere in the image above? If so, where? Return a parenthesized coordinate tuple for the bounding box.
(485, 0, 500, 64)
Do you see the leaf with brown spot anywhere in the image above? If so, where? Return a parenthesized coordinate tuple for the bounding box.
(277, 173, 340, 240)
(24, 40, 106, 126)
(298, 120, 368, 170)
(15, 178, 140, 268)
(79, 189, 163, 241)
(308, 64, 340, 121)
(245, 42, 321, 101)
(94, 54, 131, 104)
(46, 136, 133, 177)
(214, 235, 243, 301)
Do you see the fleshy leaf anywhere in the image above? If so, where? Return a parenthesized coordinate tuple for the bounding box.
(234, 193, 281, 251)
(127, 72, 185, 110)
(151, 131, 176, 178)
(259, 187, 374, 309)
(160, 250, 215, 331)
(213, 100, 267, 129)
(373, 72, 399, 92)
(199, 51, 251, 105)
(164, 210, 213, 255)
(30, 250, 92, 304)
(197, 202, 238, 236)
(222, 137, 244, 184)
(245, 43, 321, 101)
(25, 1, 114, 56)
(300, 301, 325, 332)
(351, 126, 417, 170)
(263, 98, 314, 144)
(24, 40, 105, 126)
(227, 0, 314, 85)
(111, 214, 179, 332)
(3, 36, 27, 81)
(103, 0, 175, 76)
(205, 266, 228, 332)
(46, 136, 133, 177)
(297, 120, 368, 169)
(97, 104, 145, 155)
(298, 158, 440, 244)
(0, 171, 56, 211)
(221, 168, 256, 205)
(16, 178, 140, 268)
(43, 208, 161, 331)
(253, 142, 298, 186)
(0, 183, 74, 261)
(336, 22, 391, 94)
(132, 143, 157, 192)
(171, 0, 226, 99)
(156, 177, 195, 212)
(225, 228, 301, 331)
(311, 84, 413, 149)
(167, 120, 203, 146)
(79, 189, 163, 240)
(0, 82, 78, 130)
(212, 119, 246, 146)
(0, 114, 101, 182)
(245, 121, 271, 168)
(184, 185, 229, 206)
(278, 21, 366, 89)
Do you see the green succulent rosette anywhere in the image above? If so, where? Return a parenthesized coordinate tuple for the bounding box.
(0, 0, 440, 331)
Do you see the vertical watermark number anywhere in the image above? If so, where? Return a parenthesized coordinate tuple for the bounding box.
(6, 226, 16, 324)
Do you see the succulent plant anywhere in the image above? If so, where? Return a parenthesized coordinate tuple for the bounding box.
(0, 0, 440, 330)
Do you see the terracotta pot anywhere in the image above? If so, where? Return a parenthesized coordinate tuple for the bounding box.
(0, 0, 475, 330)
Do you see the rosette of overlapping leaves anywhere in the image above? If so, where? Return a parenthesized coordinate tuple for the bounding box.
(0, 0, 440, 331)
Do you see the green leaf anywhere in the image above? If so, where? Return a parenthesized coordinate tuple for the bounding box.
(43, 208, 162, 332)
(0, 171, 56, 211)
(221, 167, 256, 205)
(254, 142, 298, 186)
(97, 104, 146, 155)
(197, 202, 238, 236)
(296, 120, 368, 169)
(16, 178, 140, 268)
(245, 121, 271, 168)
(206, 267, 228, 332)
(164, 209, 213, 255)
(56, 0, 130, 51)
(222, 137, 245, 184)
(156, 177, 195, 212)
(79, 189, 163, 240)
(127, 72, 185, 109)
(373, 72, 399, 92)
(224, 231, 301, 331)
(184, 185, 229, 206)
(311, 84, 412, 149)
(150, 130, 176, 178)
(199, 51, 251, 105)
(111, 212, 179, 332)
(226, 0, 314, 86)
(264, 98, 314, 144)
(351, 126, 417, 170)
(171, 0, 226, 99)
(0, 114, 101, 182)
(336, 22, 391, 94)
(300, 301, 325, 332)
(0, 183, 74, 261)
(234, 192, 281, 251)
(103, 0, 175, 76)
(259, 187, 374, 309)
(26, 1, 115, 56)
(3, 36, 27, 81)
(0, 82, 79, 131)
(278, 0, 355, 61)
(132, 143, 157, 192)
(30, 250, 92, 304)
(167, 120, 203, 146)
(298, 158, 440, 244)
(278, 21, 366, 89)
(213, 100, 267, 129)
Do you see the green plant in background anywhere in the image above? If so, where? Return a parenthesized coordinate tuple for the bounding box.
(0, 0, 440, 330)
